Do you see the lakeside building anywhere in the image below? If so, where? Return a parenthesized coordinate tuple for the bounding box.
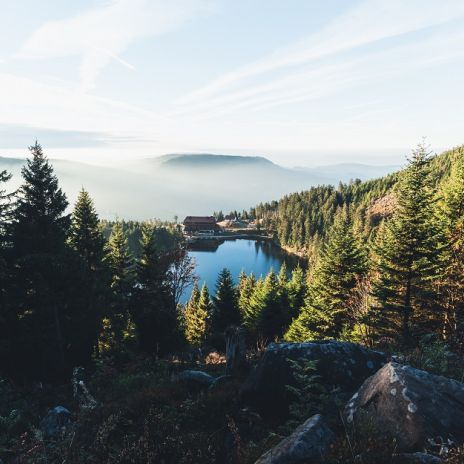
(182, 216, 220, 236)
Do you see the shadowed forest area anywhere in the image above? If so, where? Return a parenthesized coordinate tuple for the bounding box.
(1, 143, 464, 463)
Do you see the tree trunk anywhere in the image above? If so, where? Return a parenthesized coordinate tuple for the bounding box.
(225, 325, 247, 377)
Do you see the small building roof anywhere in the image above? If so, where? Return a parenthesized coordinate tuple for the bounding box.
(183, 216, 217, 225)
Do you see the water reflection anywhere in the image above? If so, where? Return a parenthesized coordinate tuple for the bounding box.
(181, 239, 304, 303)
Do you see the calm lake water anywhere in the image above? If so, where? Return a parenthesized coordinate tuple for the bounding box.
(181, 238, 302, 303)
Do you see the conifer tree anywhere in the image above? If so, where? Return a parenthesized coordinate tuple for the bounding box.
(435, 148, 464, 343)
(373, 144, 441, 345)
(7, 142, 87, 378)
(184, 281, 211, 346)
(69, 188, 105, 270)
(247, 268, 292, 341)
(243, 275, 262, 335)
(104, 221, 134, 347)
(285, 206, 366, 342)
(68, 188, 107, 361)
(184, 280, 200, 344)
(212, 268, 240, 334)
(131, 223, 178, 355)
(0, 169, 13, 372)
(287, 264, 306, 317)
(238, 272, 256, 321)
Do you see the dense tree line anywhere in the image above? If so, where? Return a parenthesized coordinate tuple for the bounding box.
(188, 144, 464, 352)
(0, 143, 193, 380)
(1, 142, 463, 382)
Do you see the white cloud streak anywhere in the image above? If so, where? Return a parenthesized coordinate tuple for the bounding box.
(177, 0, 464, 106)
(17, 0, 209, 92)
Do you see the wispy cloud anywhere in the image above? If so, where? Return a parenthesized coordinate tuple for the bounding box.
(177, 0, 464, 107)
(17, 0, 210, 92)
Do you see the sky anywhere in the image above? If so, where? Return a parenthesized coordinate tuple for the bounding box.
(0, 0, 464, 167)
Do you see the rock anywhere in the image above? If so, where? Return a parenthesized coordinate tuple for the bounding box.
(241, 341, 386, 420)
(176, 370, 215, 390)
(209, 374, 236, 391)
(391, 453, 442, 464)
(39, 406, 72, 438)
(345, 362, 464, 451)
(72, 367, 98, 410)
(254, 414, 335, 464)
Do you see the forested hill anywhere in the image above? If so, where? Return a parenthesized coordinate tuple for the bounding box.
(253, 146, 461, 258)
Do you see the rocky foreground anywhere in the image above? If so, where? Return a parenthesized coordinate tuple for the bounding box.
(26, 340, 464, 463)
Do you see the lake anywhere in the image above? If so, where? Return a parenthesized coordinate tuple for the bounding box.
(181, 238, 303, 303)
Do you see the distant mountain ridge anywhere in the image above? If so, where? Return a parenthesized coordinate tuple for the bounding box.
(0, 153, 400, 220)
(154, 153, 275, 168)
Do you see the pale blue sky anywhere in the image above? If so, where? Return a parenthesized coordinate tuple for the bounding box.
(1, 0, 464, 166)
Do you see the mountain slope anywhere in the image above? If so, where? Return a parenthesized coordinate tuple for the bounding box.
(0, 153, 399, 220)
(254, 146, 463, 257)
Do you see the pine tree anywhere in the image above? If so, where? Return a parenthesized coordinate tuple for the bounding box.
(435, 148, 464, 344)
(247, 268, 292, 341)
(373, 143, 441, 345)
(69, 188, 105, 270)
(131, 224, 178, 355)
(104, 221, 134, 347)
(7, 142, 85, 378)
(285, 206, 366, 342)
(184, 282, 211, 346)
(278, 262, 288, 286)
(238, 272, 256, 321)
(212, 268, 240, 335)
(68, 188, 107, 361)
(287, 264, 306, 317)
(0, 169, 13, 373)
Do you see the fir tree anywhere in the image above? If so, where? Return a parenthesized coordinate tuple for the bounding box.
(184, 281, 211, 346)
(238, 272, 256, 321)
(373, 143, 441, 345)
(287, 264, 306, 317)
(7, 142, 86, 378)
(104, 221, 134, 347)
(69, 188, 105, 270)
(212, 268, 240, 335)
(248, 268, 292, 341)
(435, 148, 464, 344)
(285, 206, 366, 342)
(68, 188, 107, 361)
(131, 224, 178, 355)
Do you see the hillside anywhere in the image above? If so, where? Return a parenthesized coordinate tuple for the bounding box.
(0, 153, 397, 220)
(254, 146, 462, 258)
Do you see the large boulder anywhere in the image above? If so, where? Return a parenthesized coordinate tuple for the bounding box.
(175, 370, 215, 391)
(241, 341, 386, 420)
(391, 453, 442, 464)
(39, 406, 72, 438)
(254, 414, 335, 464)
(345, 362, 464, 451)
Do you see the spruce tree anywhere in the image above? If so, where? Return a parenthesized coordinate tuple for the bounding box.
(104, 221, 134, 347)
(7, 142, 86, 378)
(248, 268, 292, 341)
(285, 206, 366, 342)
(69, 188, 105, 270)
(373, 144, 441, 345)
(0, 169, 13, 373)
(435, 148, 464, 343)
(287, 264, 306, 317)
(238, 272, 256, 321)
(68, 188, 107, 362)
(212, 268, 240, 334)
(132, 224, 178, 355)
(184, 282, 211, 346)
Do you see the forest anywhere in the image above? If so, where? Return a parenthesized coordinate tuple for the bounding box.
(0, 142, 464, 463)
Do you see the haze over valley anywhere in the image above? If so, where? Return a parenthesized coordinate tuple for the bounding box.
(0, 153, 398, 219)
